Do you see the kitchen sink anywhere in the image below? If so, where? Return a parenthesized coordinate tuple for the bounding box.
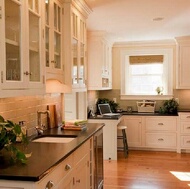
(32, 136, 77, 143)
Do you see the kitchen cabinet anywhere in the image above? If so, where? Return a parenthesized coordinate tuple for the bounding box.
(121, 116, 142, 148)
(175, 36, 190, 89)
(0, 137, 92, 189)
(63, 1, 91, 92)
(87, 31, 113, 90)
(0, 0, 45, 98)
(44, 0, 64, 82)
(178, 112, 190, 153)
(145, 116, 177, 149)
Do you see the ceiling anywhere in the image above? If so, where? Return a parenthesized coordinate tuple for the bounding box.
(85, 0, 190, 42)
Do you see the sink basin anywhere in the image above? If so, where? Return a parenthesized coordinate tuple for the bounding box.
(32, 137, 76, 143)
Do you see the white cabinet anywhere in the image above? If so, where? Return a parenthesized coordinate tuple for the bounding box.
(0, 0, 45, 98)
(175, 36, 190, 89)
(178, 112, 190, 152)
(0, 138, 92, 189)
(44, 0, 64, 82)
(87, 31, 113, 90)
(121, 116, 142, 147)
(63, 1, 91, 92)
(145, 116, 177, 149)
(88, 118, 121, 160)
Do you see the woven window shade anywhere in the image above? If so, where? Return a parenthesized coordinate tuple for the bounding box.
(129, 55, 164, 64)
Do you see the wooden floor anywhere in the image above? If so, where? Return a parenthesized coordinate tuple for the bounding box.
(104, 150, 190, 189)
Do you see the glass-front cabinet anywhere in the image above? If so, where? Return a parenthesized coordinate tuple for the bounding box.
(0, 0, 44, 97)
(45, 0, 63, 82)
(71, 9, 87, 91)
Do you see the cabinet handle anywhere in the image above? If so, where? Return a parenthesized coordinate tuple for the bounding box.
(186, 116, 190, 118)
(186, 141, 190, 143)
(51, 60, 56, 64)
(65, 164, 71, 171)
(186, 127, 190, 129)
(76, 179, 80, 183)
(45, 180, 54, 189)
(158, 123, 164, 126)
(158, 138, 164, 141)
(24, 71, 32, 76)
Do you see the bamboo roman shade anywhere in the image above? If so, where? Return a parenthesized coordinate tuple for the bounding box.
(129, 55, 164, 64)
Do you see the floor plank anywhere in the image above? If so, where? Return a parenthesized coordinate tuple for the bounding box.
(104, 150, 190, 189)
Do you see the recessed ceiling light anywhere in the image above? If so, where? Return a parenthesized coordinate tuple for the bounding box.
(153, 17, 164, 21)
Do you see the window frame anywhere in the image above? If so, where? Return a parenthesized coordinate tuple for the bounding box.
(120, 48, 174, 100)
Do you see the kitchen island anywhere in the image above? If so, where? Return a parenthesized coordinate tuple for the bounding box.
(0, 123, 104, 189)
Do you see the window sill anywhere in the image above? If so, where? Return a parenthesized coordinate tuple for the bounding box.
(120, 94, 174, 100)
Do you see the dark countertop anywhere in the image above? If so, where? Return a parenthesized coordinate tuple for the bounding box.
(88, 111, 178, 119)
(0, 123, 104, 182)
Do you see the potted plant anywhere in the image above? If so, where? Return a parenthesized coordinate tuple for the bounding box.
(0, 115, 29, 164)
(159, 98, 179, 114)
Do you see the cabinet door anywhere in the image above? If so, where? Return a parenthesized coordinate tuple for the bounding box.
(56, 171, 74, 189)
(45, 0, 63, 80)
(74, 154, 90, 189)
(1, 0, 24, 89)
(176, 41, 190, 89)
(124, 116, 142, 147)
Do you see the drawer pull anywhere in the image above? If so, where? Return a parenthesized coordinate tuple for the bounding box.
(186, 141, 190, 143)
(158, 123, 164, 126)
(186, 116, 190, 118)
(158, 138, 164, 141)
(65, 164, 71, 171)
(186, 127, 190, 129)
(45, 180, 54, 189)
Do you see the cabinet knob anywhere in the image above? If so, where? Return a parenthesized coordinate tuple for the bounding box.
(158, 123, 164, 126)
(65, 164, 71, 171)
(158, 138, 164, 141)
(76, 179, 80, 183)
(45, 180, 54, 189)
(24, 71, 32, 76)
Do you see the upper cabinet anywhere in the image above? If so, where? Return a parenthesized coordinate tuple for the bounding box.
(63, 0, 91, 92)
(175, 36, 190, 89)
(0, 0, 45, 97)
(87, 31, 113, 90)
(44, 0, 64, 82)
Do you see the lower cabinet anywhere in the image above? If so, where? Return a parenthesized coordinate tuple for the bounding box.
(122, 115, 178, 151)
(178, 112, 190, 152)
(121, 116, 142, 147)
(0, 138, 92, 189)
(145, 116, 177, 149)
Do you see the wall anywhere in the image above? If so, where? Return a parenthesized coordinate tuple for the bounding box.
(0, 94, 62, 136)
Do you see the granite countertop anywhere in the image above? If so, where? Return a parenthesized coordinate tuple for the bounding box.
(88, 111, 178, 119)
(0, 123, 104, 182)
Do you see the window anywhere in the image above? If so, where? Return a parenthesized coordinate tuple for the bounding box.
(121, 48, 173, 100)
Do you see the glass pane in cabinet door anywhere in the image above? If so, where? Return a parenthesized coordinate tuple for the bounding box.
(29, 12, 40, 82)
(45, 27, 50, 67)
(45, 0, 49, 25)
(79, 43, 85, 84)
(5, 0, 21, 81)
(72, 38, 78, 85)
(54, 32, 61, 69)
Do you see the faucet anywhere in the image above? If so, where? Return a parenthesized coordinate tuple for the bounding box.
(35, 110, 50, 135)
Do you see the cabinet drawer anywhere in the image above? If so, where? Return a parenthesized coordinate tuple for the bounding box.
(181, 136, 190, 148)
(146, 133, 176, 148)
(179, 113, 190, 121)
(146, 117, 176, 131)
(74, 139, 90, 165)
(181, 122, 190, 133)
(37, 154, 74, 189)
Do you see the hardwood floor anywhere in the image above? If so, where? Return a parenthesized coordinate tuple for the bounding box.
(104, 150, 190, 189)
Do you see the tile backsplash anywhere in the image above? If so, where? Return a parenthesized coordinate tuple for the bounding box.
(0, 94, 62, 136)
